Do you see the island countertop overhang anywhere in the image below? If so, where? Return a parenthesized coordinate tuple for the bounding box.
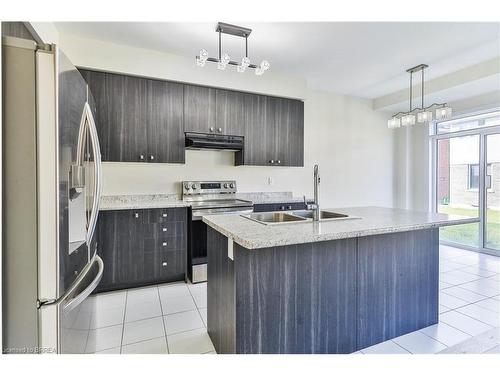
(202, 206, 478, 249)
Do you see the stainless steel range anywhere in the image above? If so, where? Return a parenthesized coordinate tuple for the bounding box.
(183, 180, 253, 283)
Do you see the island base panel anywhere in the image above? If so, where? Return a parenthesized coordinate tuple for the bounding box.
(206, 227, 439, 354)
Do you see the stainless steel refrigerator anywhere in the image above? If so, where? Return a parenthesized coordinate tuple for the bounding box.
(2, 36, 104, 353)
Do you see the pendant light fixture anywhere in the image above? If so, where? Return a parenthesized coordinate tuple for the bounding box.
(388, 64, 452, 129)
(196, 22, 270, 75)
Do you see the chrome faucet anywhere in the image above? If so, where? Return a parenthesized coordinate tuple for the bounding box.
(304, 164, 321, 221)
(313, 164, 320, 221)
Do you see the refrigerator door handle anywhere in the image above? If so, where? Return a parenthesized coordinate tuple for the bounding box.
(84, 102, 102, 250)
(62, 254, 104, 313)
(39, 254, 104, 310)
(70, 100, 102, 251)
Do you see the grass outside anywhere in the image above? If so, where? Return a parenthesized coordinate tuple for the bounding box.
(439, 205, 500, 249)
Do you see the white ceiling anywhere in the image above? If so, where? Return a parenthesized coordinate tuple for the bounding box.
(55, 22, 500, 98)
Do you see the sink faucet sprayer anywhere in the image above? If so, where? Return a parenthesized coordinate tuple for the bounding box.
(304, 164, 321, 221)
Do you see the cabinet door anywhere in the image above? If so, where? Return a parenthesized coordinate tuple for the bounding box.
(123, 75, 150, 162)
(80, 70, 149, 162)
(287, 100, 304, 167)
(184, 84, 216, 134)
(274, 98, 304, 167)
(236, 94, 275, 166)
(273, 97, 290, 166)
(148, 80, 184, 163)
(216, 89, 246, 136)
(96, 210, 144, 291)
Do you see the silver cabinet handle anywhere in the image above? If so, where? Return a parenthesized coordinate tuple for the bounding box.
(139, 154, 145, 160)
(162, 213, 168, 218)
(162, 242, 167, 247)
(218, 127, 222, 133)
(269, 160, 275, 164)
(162, 228, 167, 232)
(149, 155, 154, 160)
(162, 262, 168, 267)
(134, 213, 139, 218)
(209, 127, 215, 132)
(277, 160, 281, 164)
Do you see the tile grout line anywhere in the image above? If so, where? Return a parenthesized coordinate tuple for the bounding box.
(388, 340, 412, 354)
(119, 291, 128, 354)
(156, 285, 170, 354)
(418, 321, 472, 347)
(187, 283, 207, 327)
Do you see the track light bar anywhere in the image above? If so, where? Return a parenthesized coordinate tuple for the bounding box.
(388, 64, 452, 128)
(195, 22, 270, 76)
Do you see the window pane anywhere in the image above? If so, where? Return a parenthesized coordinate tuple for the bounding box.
(437, 111, 500, 134)
(437, 136, 480, 247)
(485, 134, 500, 251)
(468, 164, 479, 189)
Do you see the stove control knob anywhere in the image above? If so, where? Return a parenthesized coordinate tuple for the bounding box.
(192, 184, 198, 190)
(229, 183, 235, 189)
(224, 183, 229, 188)
(184, 183, 191, 190)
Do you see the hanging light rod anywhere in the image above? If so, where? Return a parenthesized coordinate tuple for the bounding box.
(196, 22, 270, 75)
(387, 63, 452, 129)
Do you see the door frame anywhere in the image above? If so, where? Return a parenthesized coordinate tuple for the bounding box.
(430, 111, 500, 256)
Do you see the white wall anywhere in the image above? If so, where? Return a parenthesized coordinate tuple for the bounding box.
(58, 34, 395, 208)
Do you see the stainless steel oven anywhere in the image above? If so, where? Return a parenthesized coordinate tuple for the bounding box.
(183, 180, 253, 283)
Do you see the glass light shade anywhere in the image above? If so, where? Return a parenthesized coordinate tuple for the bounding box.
(241, 56, 250, 67)
(221, 53, 231, 64)
(260, 60, 270, 71)
(255, 67, 264, 76)
(199, 49, 208, 61)
(387, 117, 401, 129)
(435, 107, 452, 120)
(401, 114, 416, 126)
(417, 111, 433, 123)
(196, 57, 206, 67)
(237, 65, 246, 73)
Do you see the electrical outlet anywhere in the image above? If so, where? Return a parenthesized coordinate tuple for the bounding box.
(267, 177, 274, 186)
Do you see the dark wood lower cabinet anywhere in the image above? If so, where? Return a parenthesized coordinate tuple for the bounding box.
(95, 207, 187, 293)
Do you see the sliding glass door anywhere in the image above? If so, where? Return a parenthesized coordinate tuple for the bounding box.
(436, 135, 480, 247)
(485, 133, 500, 252)
(432, 110, 500, 255)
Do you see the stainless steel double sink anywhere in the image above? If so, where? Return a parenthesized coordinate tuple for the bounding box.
(242, 210, 360, 225)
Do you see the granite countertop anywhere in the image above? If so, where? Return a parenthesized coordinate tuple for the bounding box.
(100, 191, 309, 211)
(99, 194, 189, 211)
(202, 206, 479, 249)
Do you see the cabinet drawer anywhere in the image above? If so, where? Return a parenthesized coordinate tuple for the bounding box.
(156, 221, 186, 238)
(144, 249, 185, 281)
(146, 207, 188, 224)
(143, 236, 184, 252)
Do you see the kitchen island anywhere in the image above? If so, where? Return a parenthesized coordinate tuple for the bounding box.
(202, 206, 478, 354)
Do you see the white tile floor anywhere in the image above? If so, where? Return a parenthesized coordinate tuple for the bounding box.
(86, 245, 499, 354)
(85, 282, 215, 354)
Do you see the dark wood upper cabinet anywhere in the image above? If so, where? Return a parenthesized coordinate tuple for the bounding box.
(215, 89, 246, 136)
(148, 79, 184, 163)
(81, 69, 303, 167)
(183, 84, 216, 134)
(80, 69, 184, 163)
(236, 95, 304, 167)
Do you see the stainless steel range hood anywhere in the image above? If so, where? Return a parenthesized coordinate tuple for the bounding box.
(185, 132, 244, 151)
